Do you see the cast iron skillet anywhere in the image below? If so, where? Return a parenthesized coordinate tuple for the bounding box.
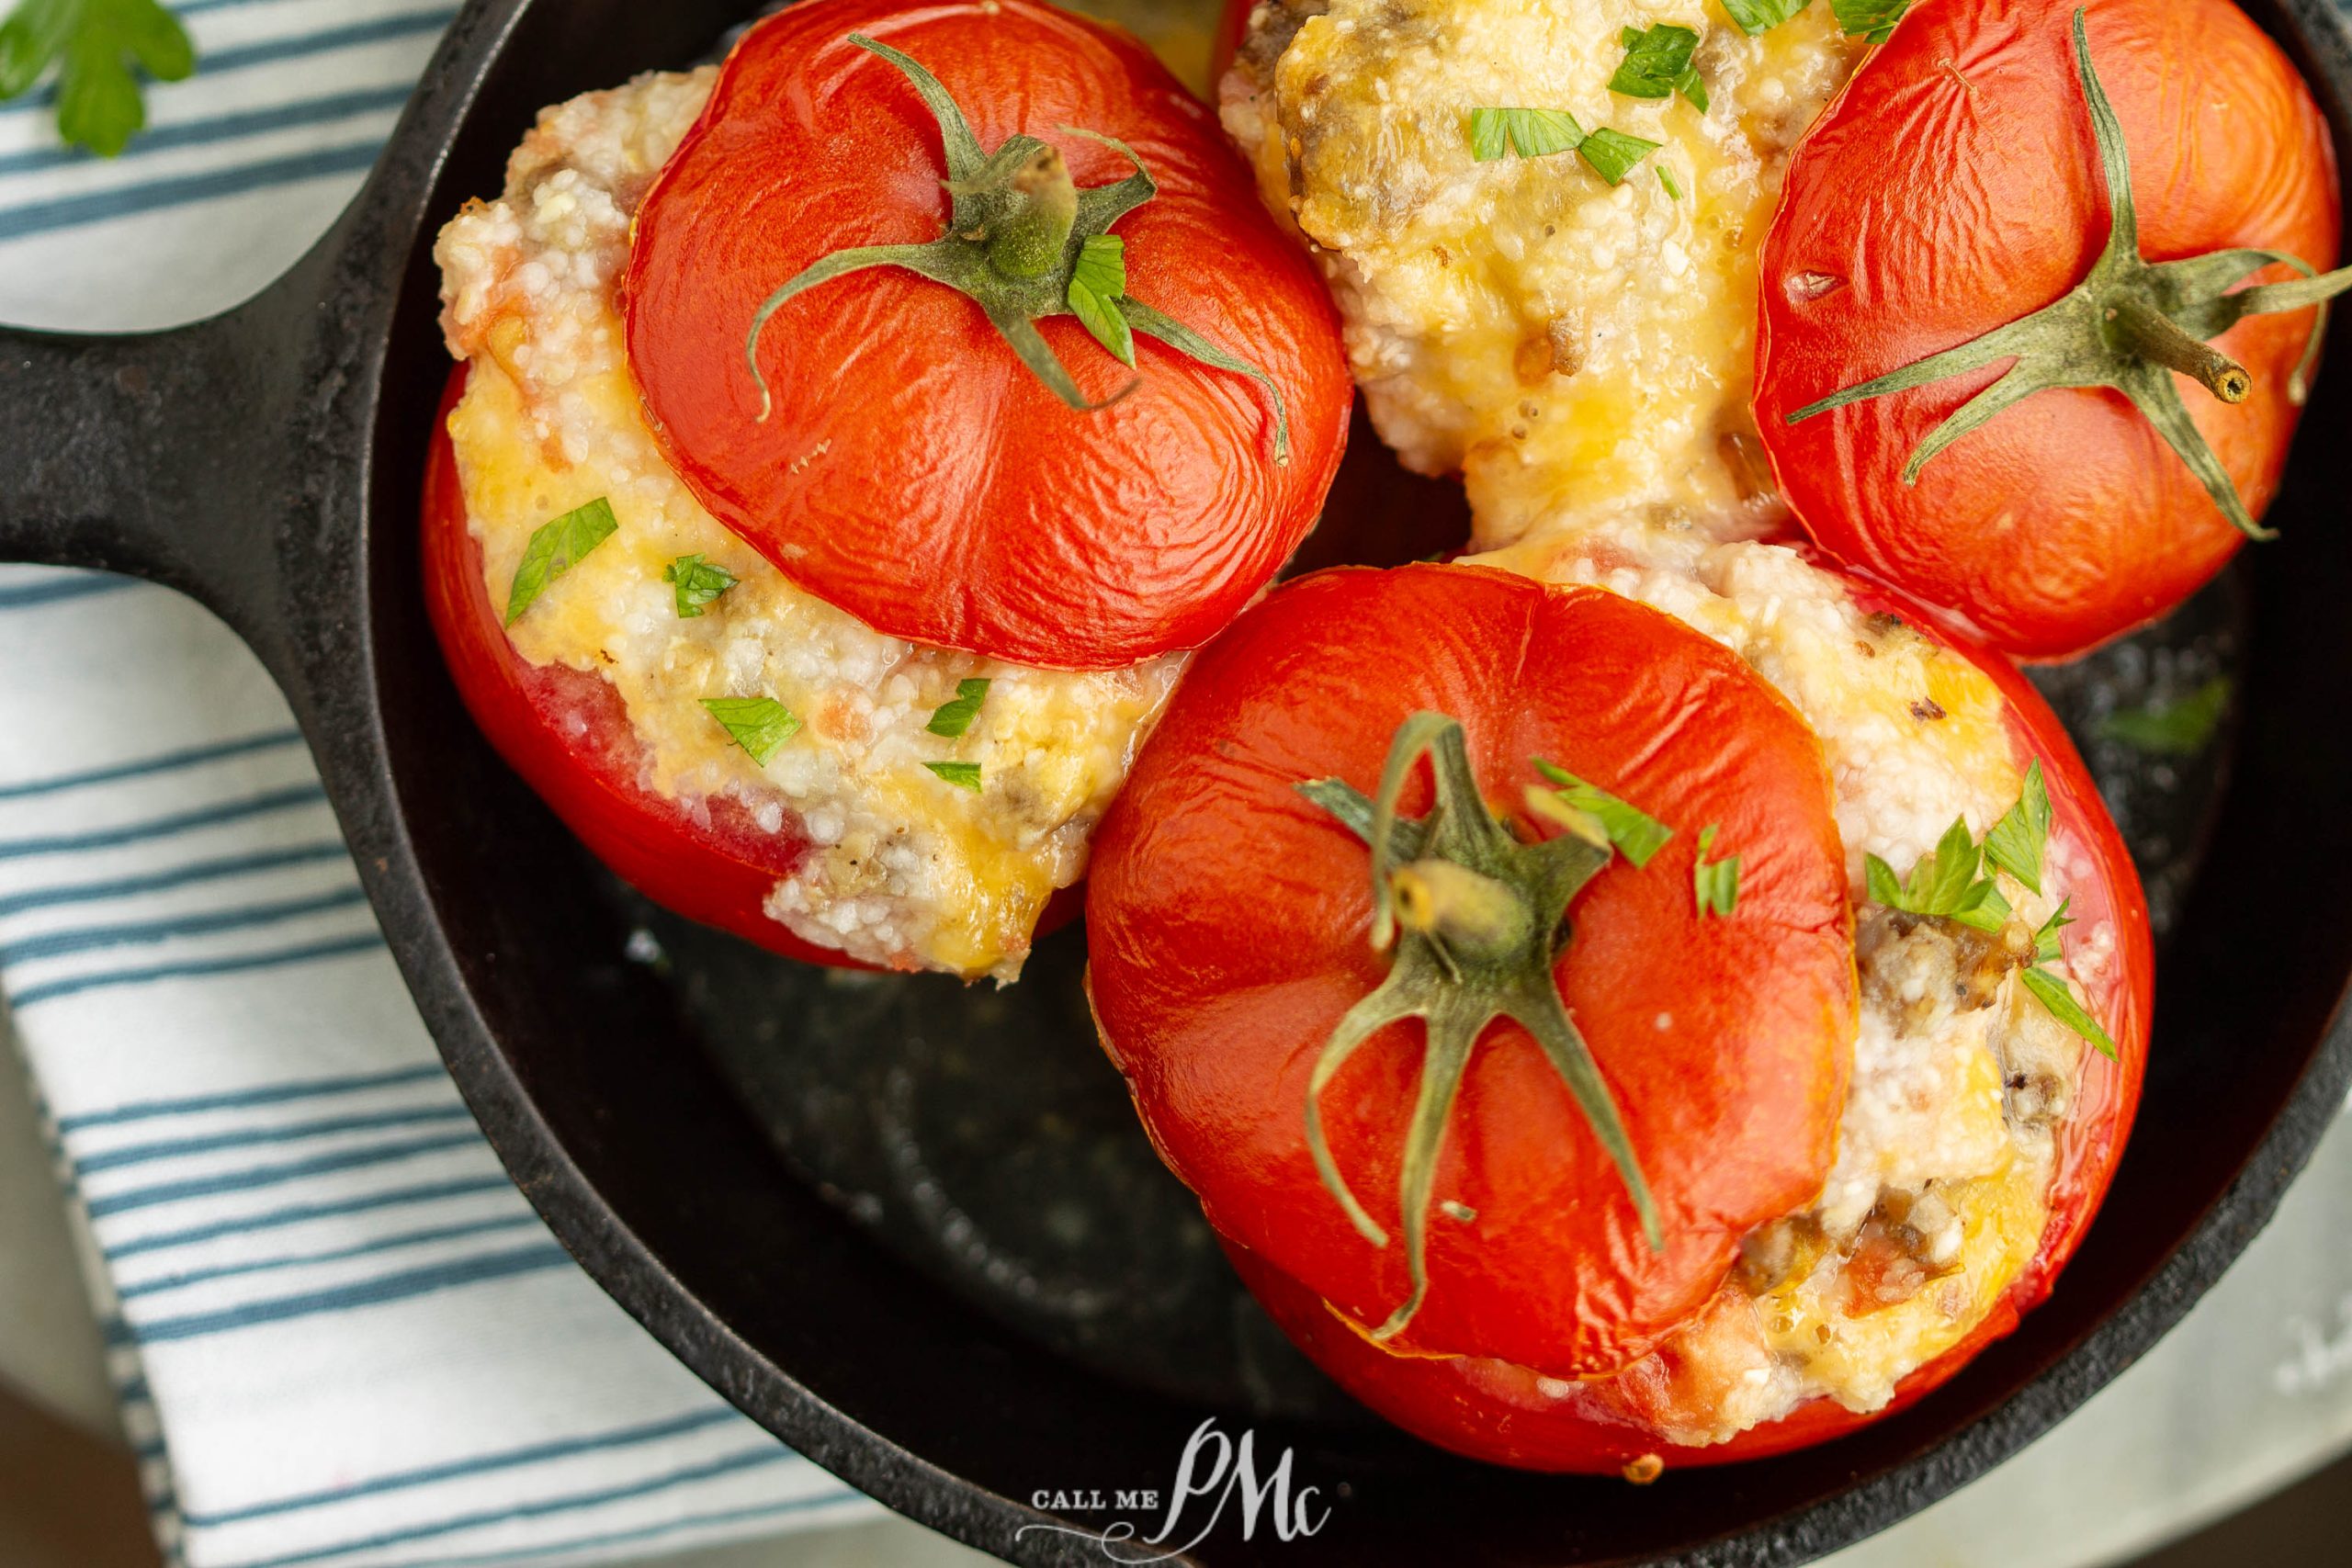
(5, 2, 2352, 1562)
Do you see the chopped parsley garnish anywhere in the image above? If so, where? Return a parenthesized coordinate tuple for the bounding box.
(2022, 901, 2116, 1058)
(1066, 232, 1134, 367)
(1611, 23, 1708, 113)
(0, 0, 195, 157)
(2100, 677, 2231, 757)
(1866, 778, 2115, 1055)
(1577, 127, 1663, 186)
(2031, 898, 2072, 967)
(1658, 164, 1684, 200)
(505, 497, 618, 626)
(925, 678, 991, 739)
(1720, 0, 1813, 36)
(662, 554, 739, 618)
(924, 760, 983, 792)
(1831, 0, 1913, 44)
(1470, 106, 1586, 162)
(2022, 967, 2115, 1058)
(1721, 0, 1913, 43)
(1532, 759, 1673, 867)
(1866, 815, 2010, 933)
(1983, 760, 2052, 895)
(701, 696, 801, 765)
(1693, 825, 1740, 918)
(1469, 107, 1660, 186)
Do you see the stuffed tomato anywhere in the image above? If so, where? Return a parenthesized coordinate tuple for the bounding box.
(1220, 0, 2346, 660)
(1087, 551, 2148, 1471)
(425, 0, 1350, 980)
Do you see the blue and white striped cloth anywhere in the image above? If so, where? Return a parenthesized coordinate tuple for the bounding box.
(0, 0, 461, 329)
(0, 4, 876, 1566)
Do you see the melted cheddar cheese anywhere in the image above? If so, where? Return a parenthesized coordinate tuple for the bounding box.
(1223, 0, 1860, 547)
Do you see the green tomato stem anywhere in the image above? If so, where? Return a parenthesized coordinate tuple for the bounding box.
(1388, 858, 1533, 958)
(2104, 294, 2250, 404)
(983, 143, 1079, 279)
(740, 32, 1292, 459)
(1294, 712, 1663, 1343)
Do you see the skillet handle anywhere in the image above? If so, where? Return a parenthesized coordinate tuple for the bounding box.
(0, 301, 297, 653)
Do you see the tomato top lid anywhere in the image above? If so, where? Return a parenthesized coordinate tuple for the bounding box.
(622, 0, 1351, 671)
(1087, 564, 1859, 1376)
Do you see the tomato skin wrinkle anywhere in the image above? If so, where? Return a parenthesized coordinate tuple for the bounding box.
(623, 0, 1353, 671)
(1754, 0, 2344, 660)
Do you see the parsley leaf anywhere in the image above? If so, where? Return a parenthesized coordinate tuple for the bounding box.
(1578, 127, 1663, 186)
(1693, 825, 1740, 918)
(701, 696, 801, 765)
(1830, 0, 1912, 44)
(924, 761, 983, 792)
(1532, 759, 1673, 867)
(1469, 106, 1586, 162)
(2100, 677, 2231, 757)
(1865, 815, 2010, 933)
(661, 554, 738, 618)
(1658, 164, 1684, 200)
(925, 678, 991, 739)
(1983, 761, 2052, 895)
(1872, 803, 2116, 1056)
(1072, 230, 1125, 298)
(1720, 0, 1812, 37)
(2019, 898, 2116, 1056)
(1066, 232, 1134, 367)
(505, 497, 617, 626)
(0, 0, 195, 158)
(2022, 967, 2117, 1059)
(1611, 23, 1708, 112)
(2032, 898, 2074, 967)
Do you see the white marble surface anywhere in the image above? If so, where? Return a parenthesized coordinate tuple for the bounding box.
(7, 995, 2352, 1568)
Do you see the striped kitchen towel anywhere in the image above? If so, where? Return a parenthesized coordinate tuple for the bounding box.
(0, 3, 875, 1567)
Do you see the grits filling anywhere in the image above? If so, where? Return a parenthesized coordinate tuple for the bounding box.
(435, 71, 1181, 982)
(1228, 3, 2109, 1443)
(1223, 0, 1861, 548)
(1488, 524, 2102, 1445)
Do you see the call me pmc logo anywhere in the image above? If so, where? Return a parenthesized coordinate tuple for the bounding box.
(1018, 1417, 1337, 1561)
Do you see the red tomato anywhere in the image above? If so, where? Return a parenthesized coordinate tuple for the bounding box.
(623, 0, 1352, 671)
(1180, 572, 2152, 1473)
(422, 367, 1076, 969)
(1755, 0, 2341, 660)
(1087, 563, 1860, 1380)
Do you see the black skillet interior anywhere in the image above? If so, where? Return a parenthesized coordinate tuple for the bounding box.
(2, 1, 2350, 1563)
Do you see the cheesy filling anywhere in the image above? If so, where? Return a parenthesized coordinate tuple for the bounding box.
(434, 70, 1181, 982)
(1489, 523, 2105, 1443)
(1223, 0, 1860, 548)
(1227, 1, 2113, 1443)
